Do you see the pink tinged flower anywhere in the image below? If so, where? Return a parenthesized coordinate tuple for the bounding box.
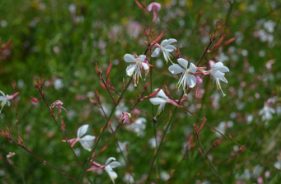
(124, 54, 149, 87)
(49, 100, 67, 112)
(119, 112, 131, 124)
(133, 109, 140, 115)
(64, 124, 95, 151)
(0, 90, 19, 113)
(210, 62, 229, 96)
(195, 76, 203, 84)
(151, 38, 177, 63)
(149, 89, 184, 114)
(259, 106, 275, 121)
(168, 58, 197, 94)
(104, 157, 121, 184)
(147, 2, 161, 22)
(6, 152, 15, 164)
(257, 177, 263, 184)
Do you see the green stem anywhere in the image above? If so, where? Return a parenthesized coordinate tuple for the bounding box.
(78, 77, 132, 182)
(225, 0, 235, 25)
(196, 134, 225, 183)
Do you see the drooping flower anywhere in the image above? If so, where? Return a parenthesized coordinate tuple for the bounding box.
(119, 112, 131, 124)
(259, 106, 275, 121)
(0, 91, 19, 113)
(210, 62, 229, 96)
(88, 157, 121, 184)
(124, 54, 149, 86)
(149, 89, 186, 114)
(62, 124, 95, 151)
(147, 2, 161, 22)
(49, 100, 67, 112)
(151, 38, 177, 63)
(168, 58, 197, 94)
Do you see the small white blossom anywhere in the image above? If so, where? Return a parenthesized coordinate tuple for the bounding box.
(210, 62, 229, 96)
(0, 90, 18, 113)
(259, 106, 275, 121)
(123, 173, 134, 183)
(152, 38, 177, 63)
(168, 58, 197, 94)
(104, 157, 121, 184)
(126, 117, 146, 136)
(124, 54, 149, 86)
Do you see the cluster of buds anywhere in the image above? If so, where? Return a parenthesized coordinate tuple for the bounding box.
(0, 39, 12, 60)
(33, 74, 45, 91)
(0, 125, 12, 143)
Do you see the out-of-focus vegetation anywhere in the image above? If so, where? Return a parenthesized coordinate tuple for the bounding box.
(0, 0, 281, 183)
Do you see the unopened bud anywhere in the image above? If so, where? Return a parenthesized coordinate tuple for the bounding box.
(193, 123, 199, 134)
(213, 138, 223, 148)
(238, 145, 246, 153)
(4, 125, 11, 139)
(99, 82, 106, 89)
(152, 30, 166, 46)
(162, 85, 170, 96)
(144, 80, 150, 91)
(106, 60, 112, 77)
(18, 135, 25, 146)
(94, 89, 100, 103)
(227, 133, 233, 141)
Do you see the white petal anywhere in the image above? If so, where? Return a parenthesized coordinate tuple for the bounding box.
(80, 137, 94, 151)
(187, 74, 196, 88)
(168, 64, 185, 74)
(7, 101, 10, 106)
(156, 89, 168, 99)
(80, 135, 95, 142)
(142, 63, 149, 70)
(163, 45, 176, 52)
(151, 48, 160, 57)
(105, 166, 118, 181)
(77, 124, 89, 138)
(135, 117, 147, 124)
(105, 157, 116, 166)
(218, 66, 229, 73)
(189, 63, 197, 73)
(212, 62, 224, 68)
(0, 91, 5, 97)
(161, 38, 177, 47)
(108, 161, 121, 168)
(219, 76, 228, 83)
(150, 97, 167, 105)
(124, 54, 136, 63)
(213, 71, 225, 78)
(126, 64, 136, 76)
(177, 58, 188, 69)
(138, 55, 146, 61)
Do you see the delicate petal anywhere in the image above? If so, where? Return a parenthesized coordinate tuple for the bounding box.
(189, 63, 197, 73)
(147, 3, 153, 11)
(105, 166, 118, 182)
(80, 140, 94, 151)
(108, 161, 121, 168)
(80, 135, 95, 142)
(105, 157, 116, 166)
(161, 38, 177, 47)
(187, 74, 197, 88)
(151, 48, 160, 57)
(0, 91, 5, 97)
(142, 63, 149, 70)
(135, 117, 147, 124)
(213, 71, 225, 78)
(156, 89, 168, 99)
(168, 64, 185, 74)
(150, 97, 167, 105)
(126, 64, 136, 76)
(77, 124, 89, 138)
(138, 55, 146, 61)
(163, 45, 176, 52)
(177, 58, 188, 69)
(219, 76, 228, 83)
(124, 54, 136, 63)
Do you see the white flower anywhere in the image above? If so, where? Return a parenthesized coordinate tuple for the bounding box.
(149, 89, 169, 115)
(64, 124, 96, 151)
(0, 90, 18, 113)
(124, 54, 149, 86)
(151, 38, 177, 63)
(116, 141, 129, 153)
(104, 157, 121, 184)
(168, 58, 197, 93)
(126, 117, 147, 136)
(259, 106, 275, 121)
(210, 62, 229, 96)
(123, 173, 134, 183)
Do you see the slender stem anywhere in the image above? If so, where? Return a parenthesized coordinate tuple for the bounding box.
(196, 39, 214, 67)
(10, 139, 79, 183)
(225, 0, 235, 25)
(78, 77, 132, 182)
(196, 134, 225, 183)
(38, 90, 82, 166)
(146, 91, 185, 183)
(101, 78, 116, 104)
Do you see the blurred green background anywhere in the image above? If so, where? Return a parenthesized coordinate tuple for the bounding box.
(0, 0, 281, 183)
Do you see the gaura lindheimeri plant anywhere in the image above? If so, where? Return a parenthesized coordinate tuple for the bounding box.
(62, 124, 95, 151)
(124, 54, 149, 86)
(0, 90, 19, 113)
(168, 58, 197, 94)
(87, 157, 121, 184)
(151, 38, 177, 63)
(147, 2, 161, 22)
(209, 61, 229, 96)
(149, 89, 186, 114)
(126, 117, 147, 136)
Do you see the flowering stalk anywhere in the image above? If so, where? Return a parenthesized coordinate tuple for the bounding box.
(78, 77, 133, 182)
